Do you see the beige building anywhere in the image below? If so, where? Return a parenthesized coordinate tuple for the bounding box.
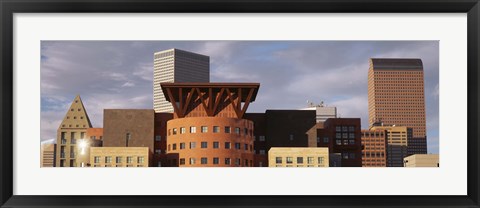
(153, 48, 210, 113)
(41, 143, 56, 167)
(268, 147, 329, 167)
(404, 154, 439, 167)
(370, 125, 411, 167)
(89, 147, 149, 167)
(56, 95, 93, 167)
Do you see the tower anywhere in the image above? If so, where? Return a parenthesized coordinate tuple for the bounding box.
(153, 48, 210, 113)
(55, 95, 92, 167)
(367, 58, 427, 154)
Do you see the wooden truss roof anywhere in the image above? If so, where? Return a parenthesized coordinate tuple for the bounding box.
(160, 82, 260, 119)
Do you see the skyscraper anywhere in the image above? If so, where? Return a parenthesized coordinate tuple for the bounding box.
(367, 58, 427, 153)
(153, 48, 210, 113)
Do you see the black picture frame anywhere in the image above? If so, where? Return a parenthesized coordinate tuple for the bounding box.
(1, 0, 479, 207)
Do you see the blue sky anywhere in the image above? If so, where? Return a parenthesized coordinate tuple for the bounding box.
(40, 41, 439, 153)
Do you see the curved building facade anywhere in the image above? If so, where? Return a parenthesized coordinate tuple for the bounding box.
(161, 82, 260, 167)
(167, 117, 254, 167)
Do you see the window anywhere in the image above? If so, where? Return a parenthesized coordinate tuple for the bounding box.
(259, 150, 266, 155)
(180, 143, 185, 149)
(349, 133, 355, 139)
(213, 142, 219, 149)
(180, 127, 186, 134)
(201, 142, 208, 148)
(172, 143, 177, 150)
(127, 157, 133, 164)
(349, 153, 355, 159)
(318, 157, 324, 164)
(349, 140, 355, 145)
(190, 142, 196, 149)
(138, 157, 144, 164)
(336, 126, 341, 132)
(94, 156, 100, 163)
(244, 144, 248, 150)
(323, 137, 329, 143)
(224, 126, 231, 133)
(235, 158, 241, 166)
(286, 157, 293, 164)
(180, 158, 185, 165)
(342, 153, 349, 159)
(173, 128, 177, 135)
(116, 157, 122, 163)
(336, 139, 342, 145)
(201, 157, 208, 164)
(201, 126, 208, 133)
(289, 134, 294, 141)
(105, 156, 112, 163)
(276, 157, 282, 164)
(190, 126, 196, 133)
(235, 143, 241, 149)
(235, 127, 240, 134)
(307, 157, 314, 164)
(297, 157, 303, 164)
(244, 128, 248, 135)
(213, 126, 220, 133)
(342, 133, 348, 138)
(155, 149, 162, 154)
(80, 132, 85, 139)
(349, 126, 355, 132)
(225, 142, 231, 149)
(245, 159, 249, 166)
(343, 140, 349, 145)
(316, 137, 320, 143)
(336, 133, 341, 139)
(225, 158, 231, 165)
(190, 158, 196, 165)
(259, 136, 265, 141)
(342, 126, 348, 131)
(213, 157, 219, 164)
(155, 135, 161, 141)
(126, 133, 131, 147)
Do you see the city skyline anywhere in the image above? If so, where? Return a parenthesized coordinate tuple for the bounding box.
(41, 41, 439, 153)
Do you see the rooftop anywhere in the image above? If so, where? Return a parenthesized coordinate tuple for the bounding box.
(371, 58, 423, 70)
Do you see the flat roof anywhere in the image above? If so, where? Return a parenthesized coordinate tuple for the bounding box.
(371, 58, 423, 70)
(160, 82, 260, 102)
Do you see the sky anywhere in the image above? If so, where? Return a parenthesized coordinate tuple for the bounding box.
(40, 41, 439, 153)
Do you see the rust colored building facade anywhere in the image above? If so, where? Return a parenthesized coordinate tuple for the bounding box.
(316, 118, 362, 167)
(161, 83, 259, 167)
(361, 129, 387, 167)
(367, 58, 427, 154)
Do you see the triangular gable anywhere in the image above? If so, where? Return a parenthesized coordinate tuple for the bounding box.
(58, 95, 93, 129)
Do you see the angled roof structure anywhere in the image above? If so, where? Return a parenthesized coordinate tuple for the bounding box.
(370, 58, 423, 70)
(58, 95, 93, 130)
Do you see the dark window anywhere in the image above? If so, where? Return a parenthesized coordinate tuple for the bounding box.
(225, 142, 231, 149)
(224, 126, 231, 133)
(213, 142, 219, 149)
(213, 157, 219, 164)
(297, 157, 303, 164)
(201, 142, 207, 148)
(276, 157, 282, 164)
(201, 157, 208, 164)
(225, 158, 231, 165)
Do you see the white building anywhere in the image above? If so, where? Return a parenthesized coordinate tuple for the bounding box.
(301, 103, 337, 123)
(153, 48, 210, 113)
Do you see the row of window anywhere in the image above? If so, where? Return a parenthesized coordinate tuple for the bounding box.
(275, 156, 325, 164)
(175, 157, 253, 166)
(168, 126, 252, 137)
(94, 164, 144, 167)
(335, 133, 356, 139)
(93, 156, 145, 164)
(168, 141, 253, 152)
(335, 139, 356, 145)
(61, 124, 87, 128)
(335, 126, 356, 132)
